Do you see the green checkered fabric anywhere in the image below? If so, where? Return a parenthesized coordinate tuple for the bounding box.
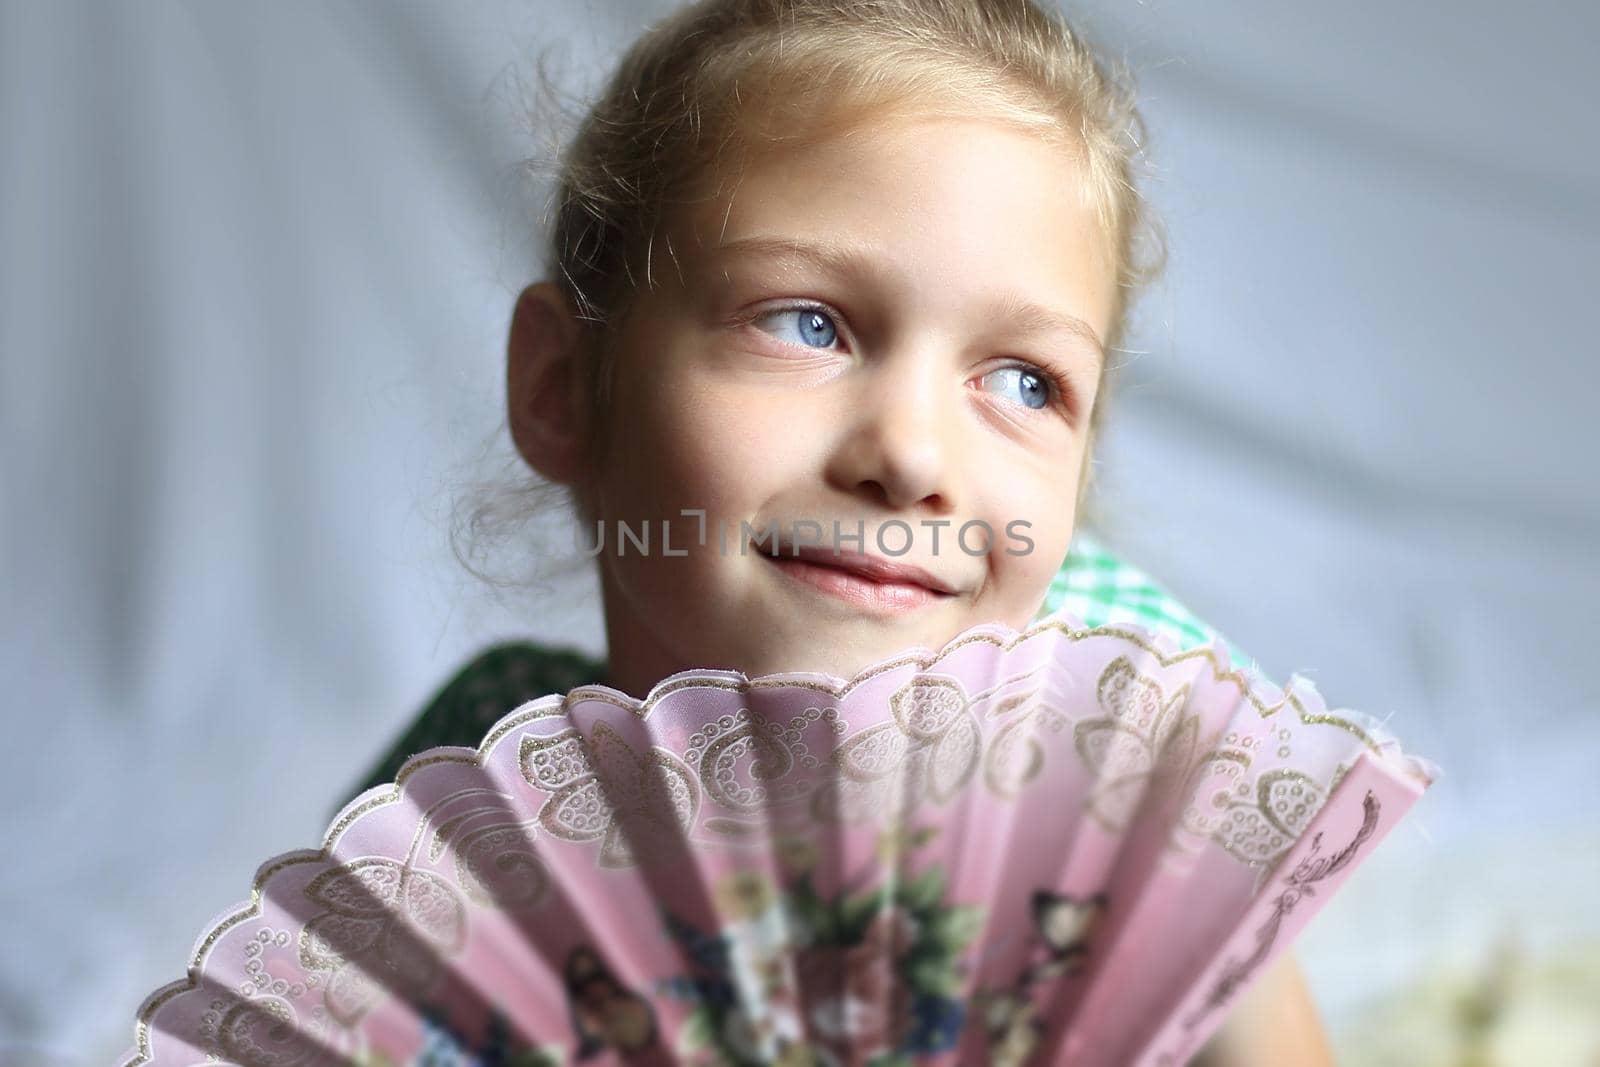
(1037, 530, 1252, 671)
(338, 534, 1250, 813)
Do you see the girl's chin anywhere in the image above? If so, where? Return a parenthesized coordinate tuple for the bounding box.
(715, 634, 949, 684)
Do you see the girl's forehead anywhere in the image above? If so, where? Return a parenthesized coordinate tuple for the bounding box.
(675, 111, 1096, 244)
(673, 92, 1077, 199)
(658, 113, 1115, 338)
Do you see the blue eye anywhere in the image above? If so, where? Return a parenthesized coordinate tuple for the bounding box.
(981, 366, 1053, 411)
(755, 306, 840, 349)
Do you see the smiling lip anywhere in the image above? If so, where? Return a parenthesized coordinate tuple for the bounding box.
(758, 542, 959, 613)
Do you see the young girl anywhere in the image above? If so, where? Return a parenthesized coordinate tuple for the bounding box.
(354, 0, 1338, 1061)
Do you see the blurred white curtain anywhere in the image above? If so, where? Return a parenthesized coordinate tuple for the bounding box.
(2, 1, 1595, 1063)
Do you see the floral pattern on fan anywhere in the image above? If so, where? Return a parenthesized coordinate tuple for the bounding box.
(349, 1005, 562, 1067)
(657, 822, 979, 1067)
(974, 888, 1109, 1067)
(342, 823, 1076, 1067)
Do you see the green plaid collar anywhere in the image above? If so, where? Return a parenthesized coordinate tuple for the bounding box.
(1037, 530, 1253, 670)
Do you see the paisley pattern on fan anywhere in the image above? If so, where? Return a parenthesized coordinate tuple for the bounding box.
(520, 723, 701, 868)
(299, 858, 468, 1026)
(1074, 656, 1201, 832)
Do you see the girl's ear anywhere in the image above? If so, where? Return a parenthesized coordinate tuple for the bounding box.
(507, 282, 589, 487)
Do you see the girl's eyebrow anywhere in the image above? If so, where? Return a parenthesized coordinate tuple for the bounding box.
(712, 234, 1106, 368)
(988, 291, 1107, 369)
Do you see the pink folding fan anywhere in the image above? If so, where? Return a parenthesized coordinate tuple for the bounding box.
(120, 607, 1436, 1067)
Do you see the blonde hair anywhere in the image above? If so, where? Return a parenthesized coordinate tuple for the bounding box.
(455, 0, 1166, 595)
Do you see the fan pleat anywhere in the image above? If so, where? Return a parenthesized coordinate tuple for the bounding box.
(407, 759, 603, 1048)
(748, 681, 852, 1062)
(1029, 640, 1223, 1059)
(317, 761, 559, 1057)
(518, 693, 720, 1062)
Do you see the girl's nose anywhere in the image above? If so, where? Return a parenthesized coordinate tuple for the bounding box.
(824, 347, 959, 513)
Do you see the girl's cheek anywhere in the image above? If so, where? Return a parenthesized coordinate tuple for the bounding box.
(674, 387, 766, 467)
(680, 366, 823, 459)
(996, 485, 1076, 580)
(641, 401, 774, 517)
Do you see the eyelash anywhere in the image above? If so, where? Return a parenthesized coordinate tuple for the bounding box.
(744, 299, 1080, 422)
(992, 360, 1080, 422)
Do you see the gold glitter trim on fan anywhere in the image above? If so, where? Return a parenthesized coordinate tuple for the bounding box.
(322, 617, 1386, 860)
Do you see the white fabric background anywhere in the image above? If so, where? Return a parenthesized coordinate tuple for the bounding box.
(2, 1, 1595, 1063)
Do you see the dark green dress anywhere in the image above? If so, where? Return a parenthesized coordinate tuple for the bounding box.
(337, 642, 606, 815)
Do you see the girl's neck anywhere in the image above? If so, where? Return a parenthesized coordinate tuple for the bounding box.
(594, 575, 684, 703)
